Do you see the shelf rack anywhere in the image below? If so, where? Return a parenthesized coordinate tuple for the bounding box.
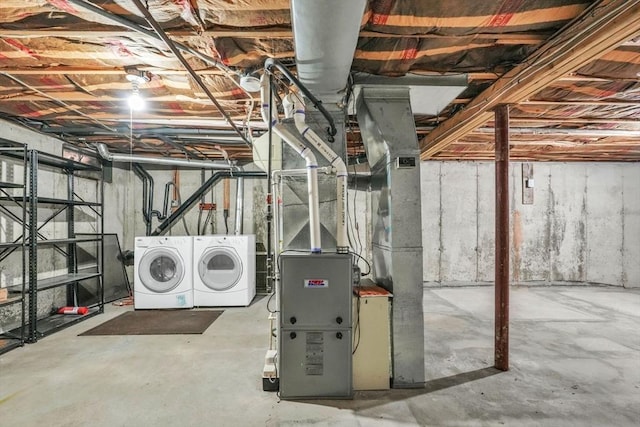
(25, 149, 105, 342)
(0, 144, 27, 354)
(0, 141, 104, 349)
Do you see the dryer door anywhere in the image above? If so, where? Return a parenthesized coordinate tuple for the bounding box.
(138, 247, 185, 293)
(198, 248, 243, 291)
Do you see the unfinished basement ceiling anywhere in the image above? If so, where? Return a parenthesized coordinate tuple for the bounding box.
(1, 0, 640, 161)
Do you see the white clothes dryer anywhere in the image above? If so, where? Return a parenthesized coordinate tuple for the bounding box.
(134, 236, 193, 309)
(193, 234, 256, 307)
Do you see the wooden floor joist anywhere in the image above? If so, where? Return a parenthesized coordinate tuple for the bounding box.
(420, 0, 640, 159)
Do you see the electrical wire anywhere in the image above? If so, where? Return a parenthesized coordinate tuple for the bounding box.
(266, 290, 278, 314)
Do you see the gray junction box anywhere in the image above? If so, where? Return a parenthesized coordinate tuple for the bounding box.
(278, 253, 353, 399)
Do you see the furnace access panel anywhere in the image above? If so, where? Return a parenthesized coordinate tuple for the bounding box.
(278, 253, 353, 399)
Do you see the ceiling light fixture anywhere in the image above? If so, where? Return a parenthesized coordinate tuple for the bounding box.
(125, 67, 152, 111)
(239, 70, 261, 92)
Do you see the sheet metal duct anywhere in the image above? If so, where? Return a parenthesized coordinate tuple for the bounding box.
(280, 107, 346, 252)
(291, 0, 367, 101)
(95, 143, 231, 169)
(356, 87, 425, 388)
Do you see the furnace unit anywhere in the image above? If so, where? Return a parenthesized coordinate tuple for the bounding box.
(278, 253, 353, 399)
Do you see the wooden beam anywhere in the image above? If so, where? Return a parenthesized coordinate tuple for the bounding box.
(0, 93, 259, 103)
(0, 27, 548, 44)
(521, 100, 640, 106)
(497, 117, 640, 125)
(420, 0, 640, 159)
(0, 67, 227, 76)
(494, 105, 510, 372)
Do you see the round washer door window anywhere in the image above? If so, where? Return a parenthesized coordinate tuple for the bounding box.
(138, 248, 185, 293)
(198, 248, 243, 291)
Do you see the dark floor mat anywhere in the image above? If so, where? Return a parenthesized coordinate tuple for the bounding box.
(79, 310, 223, 336)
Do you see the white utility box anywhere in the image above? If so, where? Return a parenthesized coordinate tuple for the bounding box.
(352, 284, 392, 390)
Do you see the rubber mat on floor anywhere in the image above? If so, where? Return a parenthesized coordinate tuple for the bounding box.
(79, 310, 223, 335)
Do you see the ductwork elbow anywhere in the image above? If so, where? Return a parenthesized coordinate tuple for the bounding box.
(95, 143, 113, 161)
(94, 143, 232, 169)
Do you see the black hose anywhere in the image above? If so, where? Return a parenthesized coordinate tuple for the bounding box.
(162, 182, 175, 219)
(264, 58, 337, 141)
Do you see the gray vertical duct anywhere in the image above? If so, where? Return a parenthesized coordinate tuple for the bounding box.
(356, 87, 425, 388)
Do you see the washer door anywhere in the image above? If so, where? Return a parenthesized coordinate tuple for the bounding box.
(138, 247, 185, 293)
(198, 248, 243, 291)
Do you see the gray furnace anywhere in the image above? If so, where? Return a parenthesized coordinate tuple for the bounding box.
(278, 252, 353, 399)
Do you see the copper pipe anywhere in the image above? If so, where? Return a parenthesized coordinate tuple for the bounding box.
(495, 104, 510, 371)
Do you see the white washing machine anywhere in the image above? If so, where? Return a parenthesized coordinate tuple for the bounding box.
(193, 234, 256, 307)
(134, 236, 193, 309)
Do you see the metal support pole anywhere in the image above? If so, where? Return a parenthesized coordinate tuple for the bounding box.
(495, 105, 510, 371)
(66, 170, 77, 307)
(27, 150, 38, 342)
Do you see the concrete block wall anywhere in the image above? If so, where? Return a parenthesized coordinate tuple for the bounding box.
(421, 161, 640, 288)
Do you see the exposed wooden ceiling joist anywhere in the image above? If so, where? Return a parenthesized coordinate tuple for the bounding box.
(0, 28, 549, 44)
(420, 0, 640, 159)
(0, 67, 228, 76)
(0, 93, 258, 103)
(500, 117, 640, 124)
(521, 100, 640, 106)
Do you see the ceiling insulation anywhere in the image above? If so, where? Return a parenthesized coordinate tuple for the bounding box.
(0, 0, 639, 161)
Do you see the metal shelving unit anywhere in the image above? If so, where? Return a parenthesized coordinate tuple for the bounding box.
(23, 149, 104, 342)
(0, 144, 28, 354)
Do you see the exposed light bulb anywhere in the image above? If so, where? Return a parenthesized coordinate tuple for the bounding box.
(128, 91, 145, 111)
(240, 74, 261, 92)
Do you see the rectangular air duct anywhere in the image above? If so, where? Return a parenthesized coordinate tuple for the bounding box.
(356, 87, 425, 388)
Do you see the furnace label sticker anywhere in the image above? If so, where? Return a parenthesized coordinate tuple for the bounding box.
(304, 279, 329, 288)
(305, 332, 324, 376)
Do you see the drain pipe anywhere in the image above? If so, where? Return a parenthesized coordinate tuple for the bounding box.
(288, 94, 349, 252)
(234, 177, 245, 235)
(260, 75, 322, 253)
(95, 143, 232, 169)
(132, 164, 152, 236)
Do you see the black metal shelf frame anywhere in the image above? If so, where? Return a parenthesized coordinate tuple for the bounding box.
(1, 145, 104, 349)
(25, 149, 105, 343)
(0, 145, 27, 354)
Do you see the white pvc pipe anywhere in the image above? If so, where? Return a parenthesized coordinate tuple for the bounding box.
(259, 74, 279, 127)
(272, 124, 321, 253)
(290, 95, 349, 252)
(234, 177, 244, 235)
(261, 77, 322, 253)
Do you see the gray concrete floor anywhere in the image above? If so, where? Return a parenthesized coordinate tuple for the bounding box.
(1, 286, 638, 426)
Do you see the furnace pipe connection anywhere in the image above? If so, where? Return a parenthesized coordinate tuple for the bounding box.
(260, 76, 322, 253)
(288, 95, 349, 252)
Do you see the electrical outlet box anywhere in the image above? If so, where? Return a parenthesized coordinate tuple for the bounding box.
(395, 156, 417, 169)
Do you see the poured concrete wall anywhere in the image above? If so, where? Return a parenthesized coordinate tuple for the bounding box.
(421, 162, 640, 288)
(117, 165, 267, 252)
